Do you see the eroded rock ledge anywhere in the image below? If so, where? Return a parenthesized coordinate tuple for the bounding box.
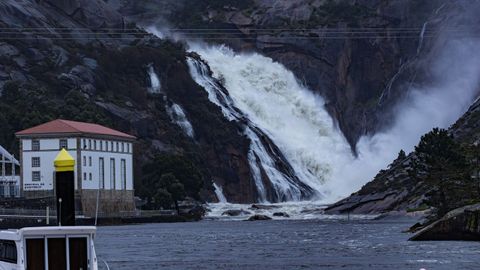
(410, 203, 480, 241)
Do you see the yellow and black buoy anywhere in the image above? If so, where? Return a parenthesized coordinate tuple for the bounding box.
(54, 148, 76, 226)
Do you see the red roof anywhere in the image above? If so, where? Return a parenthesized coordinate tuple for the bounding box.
(15, 119, 136, 139)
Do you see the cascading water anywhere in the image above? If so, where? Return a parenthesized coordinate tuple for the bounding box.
(187, 56, 313, 202)
(213, 182, 227, 203)
(165, 102, 195, 138)
(147, 64, 161, 93)
(188, 45, 355, 202)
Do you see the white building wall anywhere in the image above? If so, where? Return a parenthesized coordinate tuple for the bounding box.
(22, 138, 77, 191)
(22, 137, 134, 192)
(80, 150, 133, 190)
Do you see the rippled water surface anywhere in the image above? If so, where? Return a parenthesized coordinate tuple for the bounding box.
(96, 219, 480, 270)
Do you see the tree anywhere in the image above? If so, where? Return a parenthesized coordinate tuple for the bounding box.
(411, 128, 475, 218)
(159, 173, 185, 215)
(140, 154, 203, 201)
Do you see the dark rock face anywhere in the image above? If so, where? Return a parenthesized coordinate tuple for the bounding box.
(410, 203, 480, 241)
(247, 214, 272, 221)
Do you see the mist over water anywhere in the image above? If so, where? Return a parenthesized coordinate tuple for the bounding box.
(189, 34, 480, 203)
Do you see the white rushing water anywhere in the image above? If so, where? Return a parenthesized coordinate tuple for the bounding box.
(212, 182, 227, 203)
(189, 45, 354, 202)
(187, 56, 309, 201)
(147, 64, 161, 93)
(165, 102, 195, 138)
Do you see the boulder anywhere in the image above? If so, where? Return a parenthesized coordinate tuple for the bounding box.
(247, 214, 272, 221)
(410, 203, 480, 241)
(250, 204, 280, 210)
(222, 209, 251, 216)
(272, 212, 290, 218)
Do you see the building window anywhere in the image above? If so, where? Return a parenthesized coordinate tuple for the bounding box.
(31, 157, 40, 167)
(99, 158, 105, 189)
(121, 143, 124, 153)
(121, 159, 126, 190)
(83, 156, 86, 167)
(32, 171, 40, 182)
(100, 141, 103, 151)
(59, 139, 68, 150)
(126, 143, 130, 153)
(32, 140, 40, 151)
(89, 173, 92, 181)
(110, 142, 113, 152)
(88, 139, 92, 150)
(88, 156, 92, 167)
(83, 172, 86, 181)
(94, 140, 97, 150)
(83, 139, 87, 149)
(110, 158, 115, 190)
(116, 142, 119, 152)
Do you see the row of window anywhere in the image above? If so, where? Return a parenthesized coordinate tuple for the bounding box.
(31, 159, 128, 189)
(31, 139, 67, 151)
(30, 139, 131, 153)
(82, 139, 131, 153)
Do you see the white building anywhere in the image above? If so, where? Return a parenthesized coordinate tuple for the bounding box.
(15, 119, 136, 215)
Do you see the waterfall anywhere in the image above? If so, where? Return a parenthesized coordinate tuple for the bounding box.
(187, 45, 355, 202)
(166, 102, 195, 138)
(187, 56, 315, 202)
(213, 182, 227, 203)
(147, 64, 161, 93)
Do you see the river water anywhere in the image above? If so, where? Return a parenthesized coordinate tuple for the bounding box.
(95, 219, 480, 270)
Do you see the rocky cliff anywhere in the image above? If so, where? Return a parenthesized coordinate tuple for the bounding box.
(113, 0, 449, 151)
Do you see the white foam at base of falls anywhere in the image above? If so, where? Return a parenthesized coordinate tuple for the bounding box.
(205, 202, 379, 221)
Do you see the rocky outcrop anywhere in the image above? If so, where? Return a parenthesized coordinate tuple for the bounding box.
(247, 214, 272, 221)
(222, 209, 252, 216)
(410, 203, 480, 241)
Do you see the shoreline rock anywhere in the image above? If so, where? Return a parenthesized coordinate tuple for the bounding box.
(246, 214, 272, 221)
(410, 203, 480, 241)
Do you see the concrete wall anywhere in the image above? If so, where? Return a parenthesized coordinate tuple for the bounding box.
(80, 190, 135, 217)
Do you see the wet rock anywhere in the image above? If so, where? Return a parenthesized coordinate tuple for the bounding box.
(222, 209, 251, 216)
(250, 204, 280, 210)
(0, 43, 19, 57)
(70, 65, 95, 84)
(24, 48, 44, 61)
(410, 203, 480, 241)
(83, 58, 98, 69)
(272, 212, 290, 218)
(247, 214, 272, 221)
